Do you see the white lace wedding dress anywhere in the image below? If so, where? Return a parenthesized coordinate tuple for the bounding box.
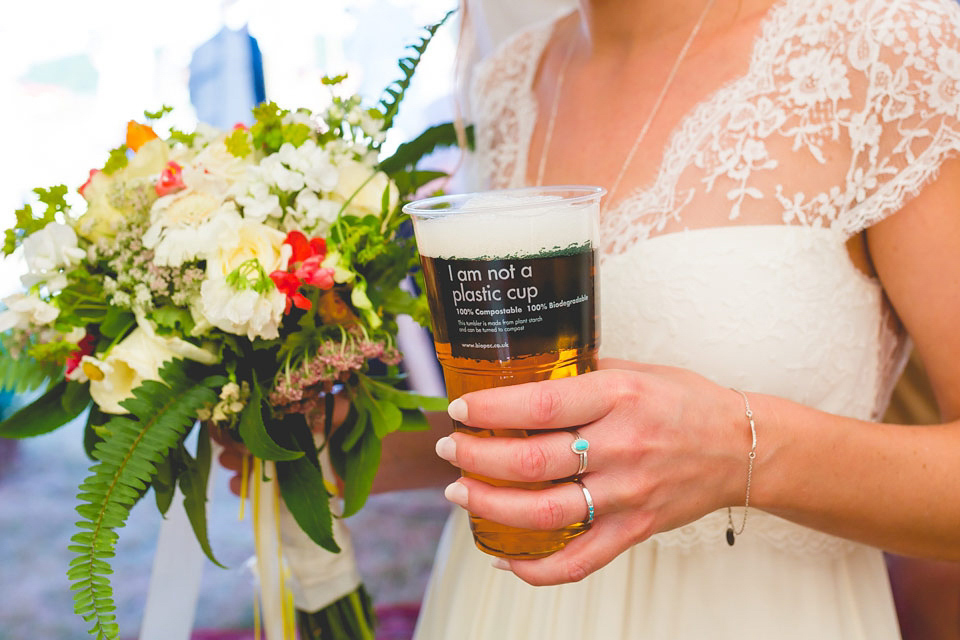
(413, 0, 960, 638)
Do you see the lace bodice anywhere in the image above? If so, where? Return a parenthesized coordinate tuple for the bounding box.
(471, 0, 960, 251)
(467, 0, 960, 554)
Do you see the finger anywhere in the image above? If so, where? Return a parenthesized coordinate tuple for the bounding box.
(228, 473, 245, 497)
(438, 430, 592, 482)
(494, 513, 649, 586)
(448, 370, 630, 430)
(218, 448, 244, 472)
(445, 475, 602, 531)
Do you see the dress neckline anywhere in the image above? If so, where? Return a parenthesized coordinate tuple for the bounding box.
(520, 0, 794, 227)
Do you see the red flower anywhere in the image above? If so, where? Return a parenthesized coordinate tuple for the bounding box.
(270, 270, 311, 312)
(156, 161, 185, 196)
(78, 169, 99, 198)
(295, 256, 335, 290)
(273, 232, 333, 313)
(66, 333, 97, 375)
(284, 230, 312, 267)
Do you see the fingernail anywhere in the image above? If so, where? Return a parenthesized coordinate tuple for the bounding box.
(435, 436, 457, 462)
(444, 481, 469, 507)
(491, 558, 511, 571)
(447, 397, 468, 422)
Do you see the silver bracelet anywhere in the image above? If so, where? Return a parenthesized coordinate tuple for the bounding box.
(726, 389, 757, 546)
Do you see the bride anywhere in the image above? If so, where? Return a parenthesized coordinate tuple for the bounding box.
(406, 0, 960, 638)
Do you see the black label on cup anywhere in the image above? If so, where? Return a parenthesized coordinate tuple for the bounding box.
(420, 246, 597, 361)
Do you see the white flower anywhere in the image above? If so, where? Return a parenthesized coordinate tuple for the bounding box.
(260, 154, 305, 192)
(333, 159, 398, 215)
(198, 277, 287, 340)
(82, 323, 218, 415)
(0, 293, 60, 331)
(235, 181, 283, 221)
(144, 193, 236, 267)
(358, 110, 385, 143)
(193, 211, 290, 340)
(294, 190, 341, 235)
(19, 223, 86, 291)
(205, 210, 289, 278)
(278, 140, 339, 192)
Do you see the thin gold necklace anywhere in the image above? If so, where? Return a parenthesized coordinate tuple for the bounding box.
(534, 0, 718, 205)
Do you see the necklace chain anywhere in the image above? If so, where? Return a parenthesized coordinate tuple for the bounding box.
(535, 0, 718, 205)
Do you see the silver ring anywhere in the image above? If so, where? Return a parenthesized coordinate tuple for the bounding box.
(570, 430, 589, 475)
(574, 478, 595, 525)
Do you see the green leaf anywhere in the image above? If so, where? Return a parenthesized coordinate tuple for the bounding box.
(99, 308, 135, 339)
(102, 145, 129, 175)
(237, 374, 303, 461)
(275, 417, 339, 553)
(0, 379, 88, 438)
(143, 105, 173, 121)
(364, 375, 447, 411)
(378, 122, 474, 175)
(341, 430, 381, 517)
(83, 406, 107, 460)
(62, 380, 93, 415)
(398, 408, 431, 432)
(0, 346, 61, 393)
(69, 360, 224, 640)
(339, 402, 369, 453)
(152, 453, 176, 516)
(178, 424, 224, 568)
(376, 10, 456, 144)
(389, 169, 448, 197)
(368, 398, 402, 439)
(224, 128, 252, 158)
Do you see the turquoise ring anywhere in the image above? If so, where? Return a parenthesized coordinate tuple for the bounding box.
(571, 430, 589, 475)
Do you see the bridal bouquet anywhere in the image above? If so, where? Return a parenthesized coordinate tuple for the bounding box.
(0, 14, 461, 640)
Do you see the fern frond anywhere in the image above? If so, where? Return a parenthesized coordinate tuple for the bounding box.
(0, 346, 61, 393)
(378, 122, 475, 176)
(69, 360, 224, 640)
(376, 9, 456, 145)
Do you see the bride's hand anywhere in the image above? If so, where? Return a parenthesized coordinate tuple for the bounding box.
(435, 358, 758, 586)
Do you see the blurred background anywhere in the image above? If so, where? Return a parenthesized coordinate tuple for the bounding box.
(0, 0, 457, 638)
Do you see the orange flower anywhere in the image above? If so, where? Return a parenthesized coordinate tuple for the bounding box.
(316, 291, 358, 327)
(126, 120, 159, 152)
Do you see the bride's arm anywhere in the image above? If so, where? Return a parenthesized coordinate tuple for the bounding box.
(434, 158, 960, 585)
(754, 155, 960, 556)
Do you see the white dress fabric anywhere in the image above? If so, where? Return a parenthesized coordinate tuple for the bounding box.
(414, 0, 960, 638)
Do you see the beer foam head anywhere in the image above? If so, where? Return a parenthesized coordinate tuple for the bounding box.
(409, 191, 600, 259)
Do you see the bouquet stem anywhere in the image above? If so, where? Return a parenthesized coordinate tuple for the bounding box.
(296, 585, 376, 640)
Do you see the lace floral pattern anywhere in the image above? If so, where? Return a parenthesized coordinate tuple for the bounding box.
(468, 0, 960, 555)
(470, 0, 960, 252)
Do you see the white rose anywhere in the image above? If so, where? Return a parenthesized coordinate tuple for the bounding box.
(333, 159, 398, 216)
(82, 323, 218, 414)
(204, 211, 289, 278)
(0, 293, 60, 332)
(198, 277, 286, 340)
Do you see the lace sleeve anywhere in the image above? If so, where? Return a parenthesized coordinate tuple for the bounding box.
(837, 0, 960, 236)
